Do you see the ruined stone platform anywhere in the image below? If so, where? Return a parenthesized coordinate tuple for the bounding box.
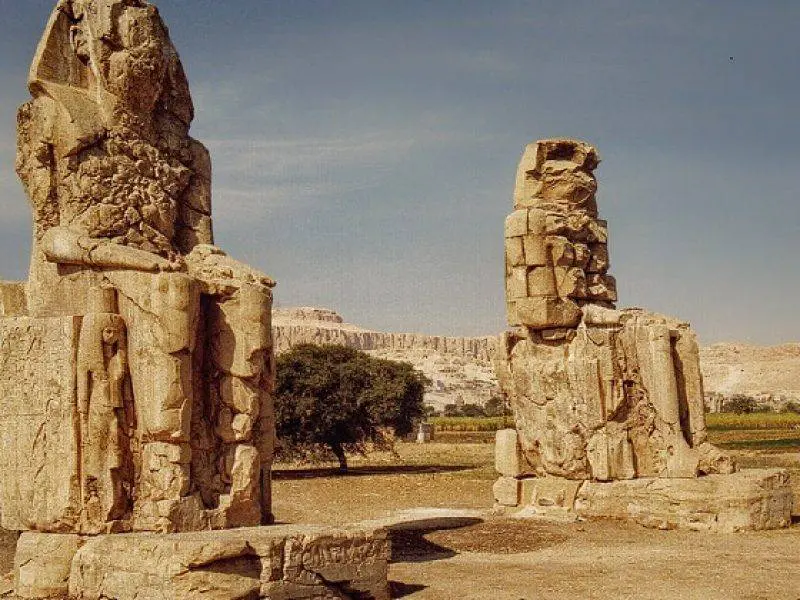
(495, 468, 793, 533)
(14, 525, 390, 600)
(493, 429, 794, 532)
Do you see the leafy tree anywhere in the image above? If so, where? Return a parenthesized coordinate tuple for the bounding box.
(783, 401, 800, 415)
(275, 344, 428, 471)
(443, 403, 461, 417)
(722, 394, 758, 414)
(424, 405, 440, 418)
(484, 395, 513, 417)
(459, 403, 487, 418)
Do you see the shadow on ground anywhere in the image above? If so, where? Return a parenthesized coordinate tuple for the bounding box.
(272, 464, 474, 480)
(390, 526, 473, 563)
(389, 580, 428, 598)
(388, 518, 570, 563)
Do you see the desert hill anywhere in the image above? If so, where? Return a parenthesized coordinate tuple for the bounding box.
(700, 343, 800, 408)
(273, 307, 800, 410)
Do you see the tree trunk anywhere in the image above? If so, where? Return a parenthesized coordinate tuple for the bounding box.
(331, 443, 348, 473)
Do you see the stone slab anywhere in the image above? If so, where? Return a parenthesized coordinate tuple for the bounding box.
(493, 477, 521, 507)
(0, 282, 27, 317)
(494, 429, 523, 477)
(575, 468, 793, 532)
(0, 317, 81, 532)
(63, 525, 389, 600)
(14, 533, 82, 599)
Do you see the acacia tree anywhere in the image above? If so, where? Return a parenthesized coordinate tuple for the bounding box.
(275, 344, 428, 472)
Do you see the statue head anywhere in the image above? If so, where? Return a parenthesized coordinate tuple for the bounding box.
(31, 0, 193, 134)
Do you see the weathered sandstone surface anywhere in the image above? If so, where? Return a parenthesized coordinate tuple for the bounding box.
(493, 429, 794, 532)
(495, 139, 732, 481)
(12, 526, 389, 600)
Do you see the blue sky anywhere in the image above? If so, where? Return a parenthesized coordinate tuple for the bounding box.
(1, 1, 798, 344)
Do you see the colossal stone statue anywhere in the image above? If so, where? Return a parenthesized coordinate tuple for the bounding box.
(2, 0, 276, 535)
(496, 138, 733, 482)
(493, 140, 793, 532)
(0, 4, 392, 598)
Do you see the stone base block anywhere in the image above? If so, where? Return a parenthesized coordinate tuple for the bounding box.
(14, 526, 389, 600)
(493, 477, 521, 507)
(14, 533, 82, 599)
(575, 468, 793, 532)
(496, 469, 793, 533)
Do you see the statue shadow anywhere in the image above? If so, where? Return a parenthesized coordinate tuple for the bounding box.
(387, 517, 484, 564)
(389, 581, 428, 598)
(272, 464, 474, 480)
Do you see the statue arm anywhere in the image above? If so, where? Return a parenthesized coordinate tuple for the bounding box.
(42, 227, 183, 272)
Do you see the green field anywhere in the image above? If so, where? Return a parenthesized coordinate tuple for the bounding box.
(430, 416, 514, 432)
(430, 413, 800, 452)
(705, 412, 800, 430)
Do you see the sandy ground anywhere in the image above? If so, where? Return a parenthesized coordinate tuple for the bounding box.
(1, 441, 798, 599)
(272, 442, 800, 600)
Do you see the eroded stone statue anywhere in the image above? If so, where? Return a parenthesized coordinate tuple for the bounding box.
(2, 0, 276, 535)
(0, 4, 393, 598)
(496, 139, 735, 482)
(492, 140, 796, 533)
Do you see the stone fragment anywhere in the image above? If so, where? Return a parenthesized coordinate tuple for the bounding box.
(522, 234, 549, 266)
(507, 267, 529, 299)
(555, 266, 588, 298)
(586, 243, 609, 273)
(586, 274, 617, 302)
(526, 266, 558, 296)
(0, 317, 82, 532)
(549, 237, 576, 267)
(68, 526, 390, 600)
(14, 533, 81, 600)
(0, 282, 27, 316)
(520, 477, 583, 510)
(504, 210, 528, 238)
(514, 296, 582, 330)
(495, 429, 525, 477)
(505, 236, 525, 266)
(493, 477, 521, 507)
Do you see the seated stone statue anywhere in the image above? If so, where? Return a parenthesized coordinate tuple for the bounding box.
(495, 139, 734, 482)
(0, 0, 275, 534)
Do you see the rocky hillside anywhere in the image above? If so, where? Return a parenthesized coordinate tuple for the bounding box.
(272, 307, 800, 411)
(700, 343, 800, 409)
(272, 308, 499, 410)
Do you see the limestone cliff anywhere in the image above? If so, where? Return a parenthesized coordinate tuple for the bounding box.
(701, 343, 800, 409)
(272, 308, 499, 410)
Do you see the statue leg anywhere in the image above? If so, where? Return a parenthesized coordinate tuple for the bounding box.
(206, 282, 274, 527)
(108, 271, 199, 531)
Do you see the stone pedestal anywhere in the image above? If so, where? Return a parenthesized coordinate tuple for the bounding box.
(493, 470, 793, 533)
(13, 526, 390, 600)
(493, 429, 794, 532)
(575, 468, 794, 532)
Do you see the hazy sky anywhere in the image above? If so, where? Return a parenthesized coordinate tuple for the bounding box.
(1, 1, 798, 344)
